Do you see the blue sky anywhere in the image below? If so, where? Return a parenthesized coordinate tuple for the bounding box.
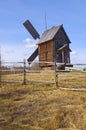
(0, 0, 86, 63)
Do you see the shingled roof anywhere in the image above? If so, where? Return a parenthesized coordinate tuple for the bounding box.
(37, 25, 62, 44)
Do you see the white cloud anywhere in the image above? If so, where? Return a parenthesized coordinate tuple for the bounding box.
(70, 50, 86, 64)
(23, 38, 38, 49)
(0, 39, 39, 62)
(70, 51, 78, 55)
(5, 50, 15, 54)
(0, 42, 25, 62)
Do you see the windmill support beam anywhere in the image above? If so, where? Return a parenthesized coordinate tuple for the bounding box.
(62, 51, 64, 63)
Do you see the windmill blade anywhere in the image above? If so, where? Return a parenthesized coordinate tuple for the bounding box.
(27, 48, 38, 64)
(23, 20, 40, 40)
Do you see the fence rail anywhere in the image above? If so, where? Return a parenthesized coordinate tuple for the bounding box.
(0, 60, 86, 88)
(0, 60, 56, 87)
(57, 64, 86, 88)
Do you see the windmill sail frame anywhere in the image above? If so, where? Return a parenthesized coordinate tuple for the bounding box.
(23, 20, 40, 40)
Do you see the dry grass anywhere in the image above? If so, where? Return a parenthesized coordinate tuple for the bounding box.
(0, 71, 86, 130)
(2, 71, 86, 88)
(57, 71, 86, 88)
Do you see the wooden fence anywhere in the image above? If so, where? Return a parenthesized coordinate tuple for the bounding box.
(56, 63, 86, 88)
(0, 60, 56, 87)
(0, 60, 86, 88)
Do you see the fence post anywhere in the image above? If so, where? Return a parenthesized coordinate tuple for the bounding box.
(22, 59, 26, 85)
(54, 62, 58, 87)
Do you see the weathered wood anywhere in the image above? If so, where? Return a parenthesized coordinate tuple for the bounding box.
(39, 41, 53, 67)
(38, 25, 71, 69)
(27, 48, 38, 64)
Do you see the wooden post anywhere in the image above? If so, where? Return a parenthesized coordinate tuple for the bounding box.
(53, 41, 58, 87)
(62, 51, 64, 63)
(54, 62, 58, 86)
(22, 59, 26, 85)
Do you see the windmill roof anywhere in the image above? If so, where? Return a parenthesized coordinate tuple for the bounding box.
(37, 25, 62, 44)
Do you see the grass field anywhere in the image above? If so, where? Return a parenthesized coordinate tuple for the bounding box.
(0, 71, 86, 130)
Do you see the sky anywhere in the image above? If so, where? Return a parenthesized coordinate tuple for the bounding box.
(0, 0, 86, 63)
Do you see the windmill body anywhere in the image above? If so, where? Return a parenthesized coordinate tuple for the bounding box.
(23, 20, 72, 69)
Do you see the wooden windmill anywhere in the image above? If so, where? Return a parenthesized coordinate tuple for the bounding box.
(23, 20, 72, 69)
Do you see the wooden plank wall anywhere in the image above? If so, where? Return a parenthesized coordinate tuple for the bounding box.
(38, 41, 53, 67)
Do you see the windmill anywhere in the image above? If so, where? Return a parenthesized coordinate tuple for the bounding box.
(23, 19, 72, 69)
(23, 20, 40, 64)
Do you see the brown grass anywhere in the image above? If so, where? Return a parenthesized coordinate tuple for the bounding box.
(0, 71, 86, 130)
